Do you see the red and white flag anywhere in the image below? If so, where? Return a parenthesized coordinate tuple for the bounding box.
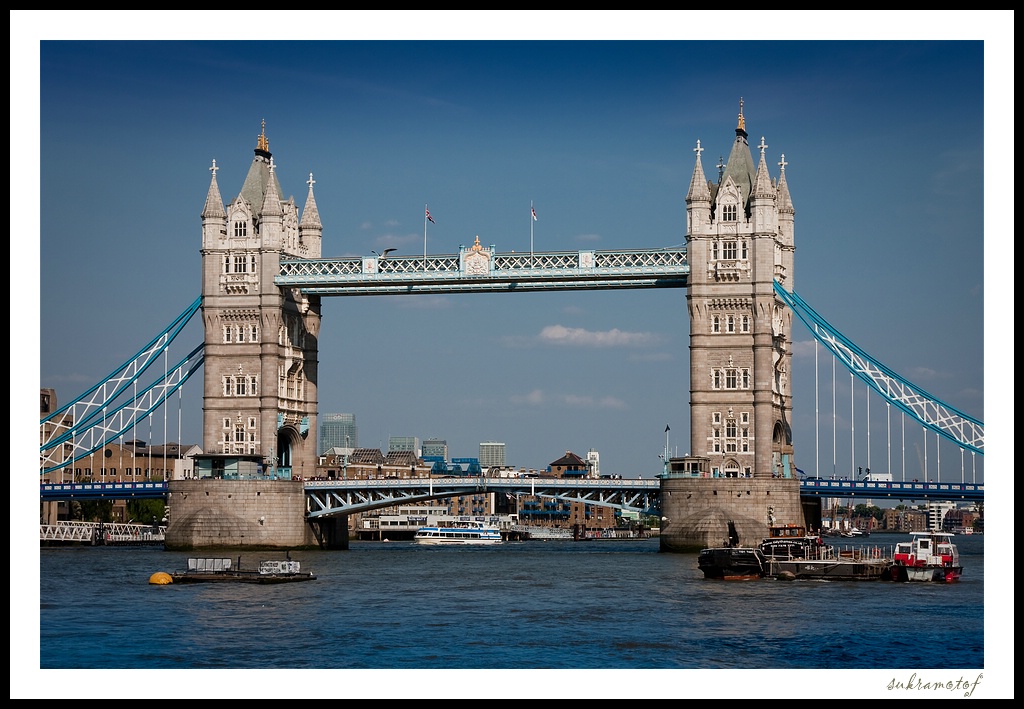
(531, 206, 538, 221)
(426, 208, 435, 224)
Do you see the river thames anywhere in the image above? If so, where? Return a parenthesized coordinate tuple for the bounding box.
(24, 532, 1007, 698)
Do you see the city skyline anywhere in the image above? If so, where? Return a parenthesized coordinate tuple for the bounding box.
(18, 12, 1011, 698)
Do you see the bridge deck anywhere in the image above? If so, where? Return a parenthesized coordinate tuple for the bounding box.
(40, 477, 983, 509)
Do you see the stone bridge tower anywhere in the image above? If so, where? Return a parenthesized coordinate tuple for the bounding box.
(660, 102, 804, 552)
(686, 100, 796, 481)
(198, 122, 323, 482)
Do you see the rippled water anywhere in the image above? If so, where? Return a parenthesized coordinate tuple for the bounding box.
(28, 533, 1000, 697)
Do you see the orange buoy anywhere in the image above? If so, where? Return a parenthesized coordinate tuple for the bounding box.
(149, 572, 173, 585)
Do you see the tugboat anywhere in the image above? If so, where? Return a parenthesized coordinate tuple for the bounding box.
(889, 531, 963, 582)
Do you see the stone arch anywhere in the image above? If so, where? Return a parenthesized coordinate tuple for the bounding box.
(722, 457, 741, 478)
(276, 425, 304, 480)
(772, 420, 793, 478)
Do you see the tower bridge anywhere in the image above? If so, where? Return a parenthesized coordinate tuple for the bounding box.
(40, 106, 983, 551)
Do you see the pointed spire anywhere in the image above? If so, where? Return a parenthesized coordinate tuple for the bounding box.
(260, 156, 282, 217)
(255, 118, 270, 158)
(202, 159, 226, 218)
(300, 172, 322, 229)
(777, 153, 794, 213)
(686, 139, 711, 202)
(720, 99, 757, 207)
(752, 136, 775, 198)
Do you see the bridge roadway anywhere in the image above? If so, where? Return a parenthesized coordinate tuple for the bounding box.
(40, 477, 984, 509)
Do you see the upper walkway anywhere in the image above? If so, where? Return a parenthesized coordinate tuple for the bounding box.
(276, 246, 689, 295)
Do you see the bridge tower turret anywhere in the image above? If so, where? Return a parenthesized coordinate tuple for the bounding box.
(660, 101, 805, 553)
(198, 121, 322, 483)
(685, 100, 796, 481)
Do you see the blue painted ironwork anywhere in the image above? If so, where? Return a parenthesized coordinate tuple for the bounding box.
(40, 481, 171, 499)
(774, 281, 983, 455)
(797, 478, 983, 501)
(302, 476, 663, 518)
(277, 247, 689, 295)
(39, 297, 204, 474)
(38, 478, 983, 507)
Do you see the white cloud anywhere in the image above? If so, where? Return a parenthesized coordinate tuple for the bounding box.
(538, 324, 662, 348)
(560, 393, 627, 409)
(510, 389, 627, 409)
(510, 389, 546, 405)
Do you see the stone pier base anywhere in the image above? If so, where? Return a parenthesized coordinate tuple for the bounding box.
(658, 477, 805, 553)
(165, 479, 322, 550)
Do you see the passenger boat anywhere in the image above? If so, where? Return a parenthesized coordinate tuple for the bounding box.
(889, 531, 963, 582)
(759, 524, 890, 580)
(697, 546, 768, 579)
(758, 524, 827, 559)
(413, 520, 502, 545)
(162, 556, 316, 584)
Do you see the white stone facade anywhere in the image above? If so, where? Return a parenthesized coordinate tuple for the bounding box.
(685, 103, 796, 480)
(199, 124, 323, 480)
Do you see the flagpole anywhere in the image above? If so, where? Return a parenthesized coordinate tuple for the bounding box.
(423, 203, 428, 268)
(664, 425, 670, 474)
(530, 200, 535, 266)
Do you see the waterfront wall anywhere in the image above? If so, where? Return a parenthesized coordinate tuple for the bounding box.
(658, 477, 805, 552)
(165, 479, 327, 550)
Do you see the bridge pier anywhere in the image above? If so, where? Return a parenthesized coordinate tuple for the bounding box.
(311, 515, 350, 550)
(658, 477, 804, 552)
(165, 479, 319, 551)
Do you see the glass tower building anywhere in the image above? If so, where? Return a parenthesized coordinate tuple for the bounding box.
(319, 413, 358, 455)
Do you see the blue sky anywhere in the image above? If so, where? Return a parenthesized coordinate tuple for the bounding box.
(16, 12, 1013, 695)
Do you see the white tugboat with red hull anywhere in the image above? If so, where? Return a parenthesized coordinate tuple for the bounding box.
(890, 531, 963, 583)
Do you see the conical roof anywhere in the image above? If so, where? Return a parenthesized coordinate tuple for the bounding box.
(237, 120, 284, 213)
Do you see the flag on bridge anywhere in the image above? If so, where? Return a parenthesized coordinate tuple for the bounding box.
(531, 205, 538, 221)
(426, 207, 434, 224)
(665, 424, 670, 433)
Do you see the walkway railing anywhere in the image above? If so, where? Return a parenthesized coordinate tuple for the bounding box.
(40, 520, 166, 544)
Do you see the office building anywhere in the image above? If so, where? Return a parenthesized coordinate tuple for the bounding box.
(479, 441, 505, 469)
(422, 438, 448, 461)
(389, 436, 420, 456)
(319, 413, 358, 455)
